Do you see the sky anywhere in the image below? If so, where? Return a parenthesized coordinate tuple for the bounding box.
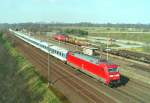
(0, 0, 150, 24)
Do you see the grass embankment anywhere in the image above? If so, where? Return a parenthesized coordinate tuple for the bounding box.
(0, 32, 62, 103)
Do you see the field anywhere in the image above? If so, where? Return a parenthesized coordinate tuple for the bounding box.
(5, 28, 150, 103)
(57, 26, 150, 52)
(0, 33, 61, 103)
(85, 27, 150, 52)
(58, 26, 150, 42)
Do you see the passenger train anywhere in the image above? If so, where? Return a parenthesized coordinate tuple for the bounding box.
(9, 29, 121, 87)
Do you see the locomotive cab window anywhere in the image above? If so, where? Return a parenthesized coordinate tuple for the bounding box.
(108, 68, 118, 72)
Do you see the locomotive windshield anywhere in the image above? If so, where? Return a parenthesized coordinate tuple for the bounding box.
(108, 68, 118, 72)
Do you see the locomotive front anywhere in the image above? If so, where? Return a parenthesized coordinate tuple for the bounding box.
(105, 64, 121, 87)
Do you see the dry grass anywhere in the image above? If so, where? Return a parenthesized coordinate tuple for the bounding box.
(0, 33, 61, 103)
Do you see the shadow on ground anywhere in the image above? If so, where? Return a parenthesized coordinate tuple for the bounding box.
(120, 75, 130, 86)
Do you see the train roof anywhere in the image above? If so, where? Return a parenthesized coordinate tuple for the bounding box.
(50, 45, 69, 53)
(72, 52, 108, 65)
(16, 31, 51, 46)
(11, 30, 68, 53)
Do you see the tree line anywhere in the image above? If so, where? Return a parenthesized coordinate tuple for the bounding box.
(62, 29, 88, 36)
(0, 22, 150, 32)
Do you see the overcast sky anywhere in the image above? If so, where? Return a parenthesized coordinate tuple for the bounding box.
(0, 0, 150, 23)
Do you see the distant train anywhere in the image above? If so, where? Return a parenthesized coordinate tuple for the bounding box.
(53, 34, 90, 46)
(53, 34, 69, 42)
(10, 29, 121, 87)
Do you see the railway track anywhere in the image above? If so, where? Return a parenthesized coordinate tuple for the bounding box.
(12, 35, 112, 103)
(35, 35, 150, 65)
(36, 49, 150, 103)
(39, 37, 150, 84)
(29, 48, 109, 103)
(51, 37, 150, 67)
(7, 33, 150, 103)
(106, 49, 150, 64)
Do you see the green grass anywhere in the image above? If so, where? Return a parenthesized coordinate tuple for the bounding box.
(90, 32, 150, 43)
(56, 27, 150, 42)
(0, 32, 62, 103)
(81, 27, 150, 42)
(62, 27, 150, 52)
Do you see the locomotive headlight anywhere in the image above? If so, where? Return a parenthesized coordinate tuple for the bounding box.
(110, 75, 114, 77)
(115, 74, 120, 77)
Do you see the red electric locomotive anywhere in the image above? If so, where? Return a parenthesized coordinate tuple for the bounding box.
(67, 52, 121, 86)
(53, 34, 69, 41)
